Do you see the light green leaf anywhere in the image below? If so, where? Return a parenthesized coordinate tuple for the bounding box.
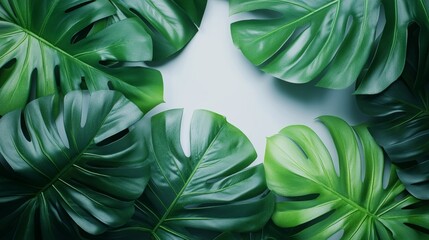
(0, 91, 150, 239)
(265, 116, 429, 239)
(230, 0, 429, 93)
(0, 0, 163, 115)
(103, 109, 275, 239)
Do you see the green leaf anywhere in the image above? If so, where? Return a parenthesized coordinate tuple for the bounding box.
(230, 0, 429, 93)
(356, 0, 429, 93)
(357, 25, 429, 200)
(230, 0, 381, 90)
(112, 0, 207, 61)
(0, 90, 151, 239)
(265, 116, 429, 239)
(0, 0, 163, 116)
(103, 109, 275, 239)
(217, 220, 288, 240)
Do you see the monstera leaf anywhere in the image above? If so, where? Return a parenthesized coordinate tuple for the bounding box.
(358, 26, 429, 199)
(356, 0, 429, 93)
(0, 91, 151, 239)
(265, 116, 429, 239)
(111, 0, 208, 61)
(0, 0, 163, 116)
(216, 220, 287, 240)
(230, 0, 429, 93)
(103, 109, 275, 239)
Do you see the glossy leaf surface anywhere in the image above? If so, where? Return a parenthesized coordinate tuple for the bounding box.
(0, 91, 150, 239)
(112, 0, 207, 61)
(230, 0, 429, 93)
(265, 116, 429, 239)
(217, 220, 287, 240)
(356, 0, 429, 93)
(104, 109, 275, 239)
(358, 27, 429, 199)
(0, 0, 163, 115)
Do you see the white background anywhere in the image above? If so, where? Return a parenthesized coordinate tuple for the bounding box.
(145, 0, 367, 164)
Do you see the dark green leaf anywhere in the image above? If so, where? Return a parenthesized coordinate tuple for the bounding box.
(112, 0, 207, 61)
(217, 220, 288, 240)
(0, 90, 150, 239)
(0, 0, 163, 115)
(104, 109, 275, 239)
(357, 26, 429, 199)
(265, 116, 429, 239)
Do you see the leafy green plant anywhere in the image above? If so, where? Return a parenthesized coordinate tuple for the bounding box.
(111, 0, 207, 61)
(265, 116, 429, 239)
(358, 26, 429, 200)
(0, 90, 150, 239)
(0, 0, 163, 116)
(103, 109, 275, 239)
(217, 220, 287, 240)
(230, 0, 429, 94)
(357, 0, 429, 93)
(0, 0, 428, 239)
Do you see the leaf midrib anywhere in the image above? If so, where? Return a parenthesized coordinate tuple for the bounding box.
(246, 0, 338, 45)
(151, 123, 227, 237)
(319, 181, 378, 219)
(35, 104, 115, 195)
(18, 24, 125, 89)
(271, 139, 378, 220)
(37, 140, 91, 194)
(298, 166, 379, 220)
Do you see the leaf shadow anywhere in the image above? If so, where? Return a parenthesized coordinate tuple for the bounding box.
(270, 77, 330, 104)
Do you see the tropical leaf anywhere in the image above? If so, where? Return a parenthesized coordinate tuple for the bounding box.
(0, 91, 151, 239)
(230, 0, 429, 93)
(216, 220, 288, 240)
(356, 0, 429, 93)
(103, 109, 275, 239)
(111, 0, 208, 61)
(357, 25, 429, 199)
(264, 116, 429, 239)
(0, 0, 163, 116)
